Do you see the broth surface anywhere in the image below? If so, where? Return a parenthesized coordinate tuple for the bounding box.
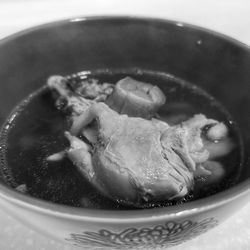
(0, 68, 244, 209)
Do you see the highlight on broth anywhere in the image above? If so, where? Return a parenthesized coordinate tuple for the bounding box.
(0, 69, 243, 209)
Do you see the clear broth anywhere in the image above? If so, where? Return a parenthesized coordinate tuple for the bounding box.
(0, 68, 244, 209)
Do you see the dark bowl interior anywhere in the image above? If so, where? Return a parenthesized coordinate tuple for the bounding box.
(0, 16, 250, 208)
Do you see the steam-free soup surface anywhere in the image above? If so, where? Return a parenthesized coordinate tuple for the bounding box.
(0, 69, 243, 209)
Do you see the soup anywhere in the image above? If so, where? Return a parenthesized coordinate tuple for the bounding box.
(0, 68, 243, 209)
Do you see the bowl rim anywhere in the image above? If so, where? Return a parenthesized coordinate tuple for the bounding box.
(0, 15, 250, 222)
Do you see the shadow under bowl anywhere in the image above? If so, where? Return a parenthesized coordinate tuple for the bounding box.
(0, 16, 250, 249)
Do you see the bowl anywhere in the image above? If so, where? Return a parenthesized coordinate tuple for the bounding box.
(0, 16, 250, 249)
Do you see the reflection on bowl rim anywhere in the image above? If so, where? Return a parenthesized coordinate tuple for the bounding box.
(0, 15, 249, 222)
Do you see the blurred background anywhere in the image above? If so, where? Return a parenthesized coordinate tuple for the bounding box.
(1, 0, 250, 249)
(1, 0, 250, 44)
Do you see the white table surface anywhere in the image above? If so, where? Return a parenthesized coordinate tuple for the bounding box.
(1, 0, 250, 249)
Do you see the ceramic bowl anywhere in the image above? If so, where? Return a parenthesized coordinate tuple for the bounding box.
(0, 16, 250, 249)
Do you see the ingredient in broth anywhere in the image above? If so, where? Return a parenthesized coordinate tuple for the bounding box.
(106, 76, 166, 118)
(47, 75, 234, 207)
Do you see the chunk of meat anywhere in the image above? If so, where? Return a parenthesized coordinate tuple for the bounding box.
(48, 103, 225, 206)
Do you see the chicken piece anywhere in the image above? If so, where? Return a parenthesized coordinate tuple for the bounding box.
(56, 103, 218, 206)
(47, 75, 113, 117)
